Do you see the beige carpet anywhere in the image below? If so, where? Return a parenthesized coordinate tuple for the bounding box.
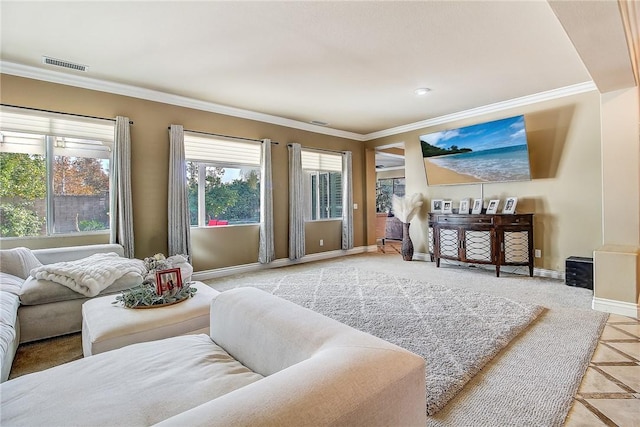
(208, 264, 543, 415)
(8, 253, 607, 426)
(209, 253, 608, 426)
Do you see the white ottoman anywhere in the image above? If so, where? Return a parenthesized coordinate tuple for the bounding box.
(81, 281, 219, 356)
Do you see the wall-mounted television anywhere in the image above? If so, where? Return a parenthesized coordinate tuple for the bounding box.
(420, 115, 532, 186)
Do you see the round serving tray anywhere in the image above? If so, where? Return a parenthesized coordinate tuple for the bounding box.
(129, 294, 191, 309)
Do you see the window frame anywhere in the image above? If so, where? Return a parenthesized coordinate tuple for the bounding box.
(0, 113, 113, 238)
(301, 150, 343, 222)
(183, 132, 262, 228)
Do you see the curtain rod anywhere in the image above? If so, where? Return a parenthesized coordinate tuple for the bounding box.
(172, 127, 279, 144)
(0, 103, 134, 125)
(287, 143, 345, 155)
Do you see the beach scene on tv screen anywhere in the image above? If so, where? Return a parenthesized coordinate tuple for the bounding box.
(420, 115, 532, 185)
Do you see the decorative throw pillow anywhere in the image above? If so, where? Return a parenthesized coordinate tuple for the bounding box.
(166, 254, 193, 282)
(0, 247, 43, 280)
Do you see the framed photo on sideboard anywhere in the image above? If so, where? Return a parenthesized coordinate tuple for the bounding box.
(486, 199, 500, 214)
(472, 199, 483, 214)
(459, 199, 470, 214)
(503, 197, 518, 214)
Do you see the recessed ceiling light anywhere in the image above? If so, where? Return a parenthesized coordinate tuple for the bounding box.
(414, 88, 431, 96)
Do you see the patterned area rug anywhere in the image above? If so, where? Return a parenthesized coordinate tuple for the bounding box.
(214, 266, 544, 415)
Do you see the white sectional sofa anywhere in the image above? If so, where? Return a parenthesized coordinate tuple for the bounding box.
(1, 287, 427, 426)
(0, 244, 144, 381)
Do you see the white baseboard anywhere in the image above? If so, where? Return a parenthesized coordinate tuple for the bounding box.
(194, 247, 566, 282)
(192, 245, 376, 281)
(592, 297, 639, 318)
(412, 252, 563, 279)
(533, 268, 565, 280)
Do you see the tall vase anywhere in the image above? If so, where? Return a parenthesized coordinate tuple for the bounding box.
(401, 222, 414, 261)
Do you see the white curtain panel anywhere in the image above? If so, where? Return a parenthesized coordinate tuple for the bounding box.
(341, 151, 354, 250)
(110, 116, 135, 258)
(258, 139, 275, 263)
(288, 143, 305, 260)
(168, 125, 192, 259)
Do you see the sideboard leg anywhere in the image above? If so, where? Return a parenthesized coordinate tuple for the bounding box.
(495, 265, 500, 277)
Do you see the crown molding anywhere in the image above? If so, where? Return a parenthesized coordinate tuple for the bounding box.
(0, 61, 365, 141)
(363, 81, 598, 141)
(1, 61, 597, 143)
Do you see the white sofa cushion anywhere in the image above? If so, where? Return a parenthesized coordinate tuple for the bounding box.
(19, 272, 142, 305)
(0, 248, 42, 280)
(0, 273, 24, 296)
(0, 292, 20, 356)
(0, 334, 263, 426)
(32, 244, 125, 265)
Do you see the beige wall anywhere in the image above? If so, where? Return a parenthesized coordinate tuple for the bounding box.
(365, 91, 603, 272)
(600, 88, 640, 247)
(0, 74, 366, 271)
(594, 87, 640, 310)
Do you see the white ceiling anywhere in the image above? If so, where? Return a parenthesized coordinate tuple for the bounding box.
(0, 1, 635, 139)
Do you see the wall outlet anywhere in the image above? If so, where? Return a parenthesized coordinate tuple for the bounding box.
(320, 239, 324, 247)
(535, 249, 542, 258)
(353, 203, 358, 209)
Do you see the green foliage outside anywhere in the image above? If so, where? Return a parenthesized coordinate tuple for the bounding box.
(0, 153, 46, 237)
(187, 163, 260, 225)
(0, 153, 46, 199)
(0, 152, 110, 237)
(79, 219, 107, 231)
(376, 182, 392, 213)
(0, 203, 45, 237)
(421, 141, 472, 158)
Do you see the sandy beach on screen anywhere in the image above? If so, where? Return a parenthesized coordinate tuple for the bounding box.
(424, 158, 483, 185)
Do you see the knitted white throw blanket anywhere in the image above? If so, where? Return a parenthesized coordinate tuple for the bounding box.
(30, 253, 146, 297)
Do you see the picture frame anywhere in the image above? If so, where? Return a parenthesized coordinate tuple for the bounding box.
(442, 200, 453, 214)
(155, 268, 183, 295)
(431, 199, 443, 213)
(458, 199, 470, 214)
(502, 197, 518, 214)
(486, 199, 500, 214)
(472, 199, 483, 214)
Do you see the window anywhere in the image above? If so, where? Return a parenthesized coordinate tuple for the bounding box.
(0, 109, 113, 238)
(376, 177, 405, 213)
(184, 133, 261, 227)
(302, 150, 342, 220)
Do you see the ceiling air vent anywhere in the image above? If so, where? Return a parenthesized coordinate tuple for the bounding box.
(42, 56, 89, 72)
(309, 120, 329, 127)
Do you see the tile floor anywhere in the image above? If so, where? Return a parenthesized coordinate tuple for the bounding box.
(565, 313, 640, 426)
(377, 240, 640, 426)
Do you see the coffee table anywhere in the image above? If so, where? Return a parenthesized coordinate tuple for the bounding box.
(81, 281, 219, 356)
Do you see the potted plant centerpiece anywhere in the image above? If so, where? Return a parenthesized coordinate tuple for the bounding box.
(391, 193, 423, 261)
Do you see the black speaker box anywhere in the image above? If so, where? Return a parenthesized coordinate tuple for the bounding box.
(565, 256, 593, 290)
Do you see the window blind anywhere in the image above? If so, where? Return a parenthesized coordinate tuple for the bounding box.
(0, 107, 115, 143)
(184, 132, 261, 166)
(301, 150, 342, 172)
(0, 132, 45, 155)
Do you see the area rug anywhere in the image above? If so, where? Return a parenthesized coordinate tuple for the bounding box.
(212, 265, 544, 415)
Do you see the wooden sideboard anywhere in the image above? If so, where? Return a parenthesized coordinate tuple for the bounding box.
(428, 213, 534, 277)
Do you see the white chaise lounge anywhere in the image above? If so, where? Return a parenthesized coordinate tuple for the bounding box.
(1, 287, 427, 426)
